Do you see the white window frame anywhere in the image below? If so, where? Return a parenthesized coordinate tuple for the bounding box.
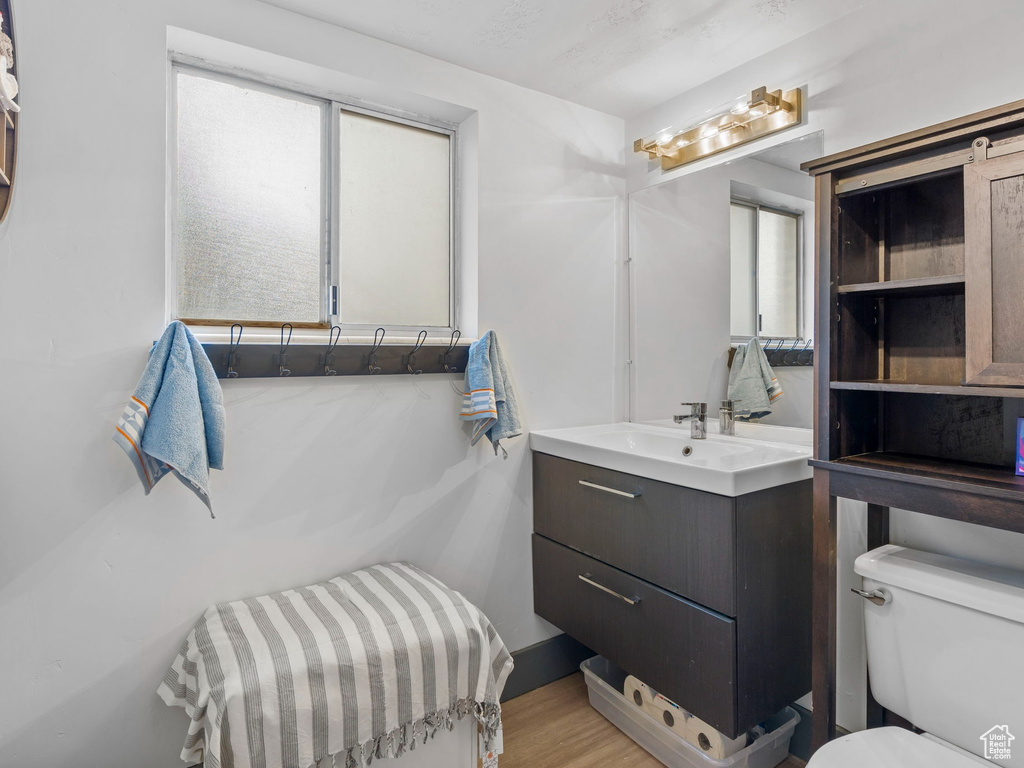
(167, 56, 460, 335)
(729, 199, 804, 342)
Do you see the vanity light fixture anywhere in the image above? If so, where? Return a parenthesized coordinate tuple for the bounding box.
(634, 86, 802, 170)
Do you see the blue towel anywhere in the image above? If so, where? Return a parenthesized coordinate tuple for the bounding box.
(460, 331, 522, 457)
(113, 321, 225, 516)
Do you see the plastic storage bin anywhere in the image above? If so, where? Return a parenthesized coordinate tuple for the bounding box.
(581, 656, 799, 768)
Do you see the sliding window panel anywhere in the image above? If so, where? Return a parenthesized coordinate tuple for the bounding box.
(730, 204, 758, 338)
(757, 208, 799, 338)
(174, 70, 325, 325)
(338, 111, 452, 328)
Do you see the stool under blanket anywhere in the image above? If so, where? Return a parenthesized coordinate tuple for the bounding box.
(158, 562, 514, 768)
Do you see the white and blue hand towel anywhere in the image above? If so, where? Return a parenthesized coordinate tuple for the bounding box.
(727, 337, 783, 420)
(113, 321, 225, 515)
(460, 331, 522, 457)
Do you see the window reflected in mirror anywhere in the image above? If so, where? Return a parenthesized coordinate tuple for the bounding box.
(730, 202, 800, 339)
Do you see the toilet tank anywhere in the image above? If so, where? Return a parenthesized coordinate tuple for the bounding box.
(855, 545, 1024, 760)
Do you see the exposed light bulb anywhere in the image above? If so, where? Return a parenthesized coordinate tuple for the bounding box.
(701, 124, 720, 139)
(675, 138, 689, 148)
(658, 133, 673, 144)
(731, 103, 750, 115)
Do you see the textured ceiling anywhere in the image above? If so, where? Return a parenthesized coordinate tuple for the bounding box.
(257, 0, 873, 117)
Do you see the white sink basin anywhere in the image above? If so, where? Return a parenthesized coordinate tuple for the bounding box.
(529, 422, 812, 497)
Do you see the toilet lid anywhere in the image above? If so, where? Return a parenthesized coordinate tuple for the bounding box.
(807, 727, 989, 768)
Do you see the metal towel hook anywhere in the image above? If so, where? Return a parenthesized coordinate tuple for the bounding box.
(322, 325, 342, 376)
(225, 323, 243, 378)
(798, 338, 814, 366)
(405, 330, 428, 375)
(440, 329, 461, 373)
(278, 323, 293, 377)
(783, 341, 800, 366)
(367, 327, 385, 374)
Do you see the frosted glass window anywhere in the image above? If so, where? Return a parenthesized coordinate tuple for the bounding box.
(757, 209, 799, 338)
(729, 202, 799, 338)
(730, 205, 757, 337)
(175, 71, 323, 324)
(339, 111, 451, 327)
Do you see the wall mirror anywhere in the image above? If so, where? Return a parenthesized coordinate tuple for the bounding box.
(628, 131, 823, 428)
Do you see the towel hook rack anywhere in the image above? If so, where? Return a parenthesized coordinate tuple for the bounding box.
(322, 326, 342, 376)
(225, 323, 243, 378)
(367, 328, 385, 374)
(440, 329, 461, 373)
(278, 323, 293, 377)
(404, 330, 428, 375)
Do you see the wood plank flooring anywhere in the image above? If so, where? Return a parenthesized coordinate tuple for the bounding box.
(499, 673, 806, 768)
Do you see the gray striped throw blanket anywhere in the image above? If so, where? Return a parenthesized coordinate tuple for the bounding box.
(159, 562, 514, 768)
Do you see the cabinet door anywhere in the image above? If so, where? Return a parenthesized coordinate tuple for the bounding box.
(531, 535, 739, 735)
(965, 148, 1024, 385)
(533, 453, 737, 616)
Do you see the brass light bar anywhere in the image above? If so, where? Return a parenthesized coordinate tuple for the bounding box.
(634, 87, 803, 171)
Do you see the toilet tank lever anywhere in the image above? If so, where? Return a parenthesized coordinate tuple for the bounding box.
(851, 587, 891, 606)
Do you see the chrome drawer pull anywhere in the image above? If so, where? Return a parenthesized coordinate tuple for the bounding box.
(578, 480, 640, 499)
(578, 574, 642, 605)
(851, 587, 890, 606)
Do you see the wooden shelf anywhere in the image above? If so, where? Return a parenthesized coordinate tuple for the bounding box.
(810, 452, 1024, 504)
(830, 380, 1024, 398)
(837, 274, 965, 297)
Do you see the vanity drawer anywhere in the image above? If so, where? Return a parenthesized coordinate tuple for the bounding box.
(533, 452, 737, 616)
(533, 534, 738, 735)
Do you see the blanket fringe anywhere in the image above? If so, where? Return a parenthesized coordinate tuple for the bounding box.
(323, 698, 502, 768)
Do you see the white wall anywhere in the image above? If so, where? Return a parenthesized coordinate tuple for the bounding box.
(626, 0, 1024, 732)
(0, 2, 624, 765)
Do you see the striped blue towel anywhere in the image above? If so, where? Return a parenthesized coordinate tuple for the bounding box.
(460, 331, 522, 457)
(113, 321, 224, 515)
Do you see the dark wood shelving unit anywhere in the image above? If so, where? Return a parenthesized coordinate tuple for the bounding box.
(802, 98, 1024, 754)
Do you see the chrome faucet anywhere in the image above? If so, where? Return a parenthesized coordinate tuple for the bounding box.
(719, 399, 746, 436)
(674, 402, 708, 439)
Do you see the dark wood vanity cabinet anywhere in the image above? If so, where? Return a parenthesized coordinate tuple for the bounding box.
(531, 452, 812, 738)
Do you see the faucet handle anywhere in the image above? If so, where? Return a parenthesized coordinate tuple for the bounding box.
(680, 402, 707, 415)
(721, 399, 751, 412)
